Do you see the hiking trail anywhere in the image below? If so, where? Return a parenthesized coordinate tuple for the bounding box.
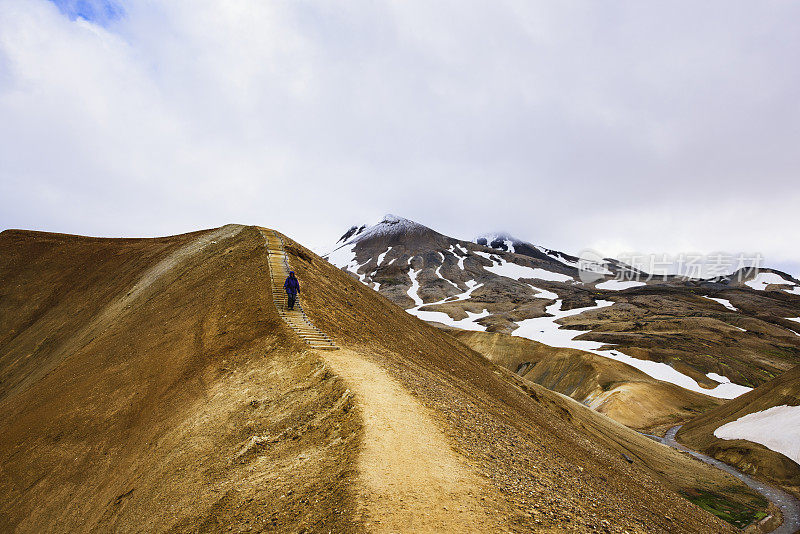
(322, 350, 509, 533)
(261, 229, 338, 350)
(261, 229, 506, 530)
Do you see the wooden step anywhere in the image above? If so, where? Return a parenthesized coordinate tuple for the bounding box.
(261, 229, 338, 350)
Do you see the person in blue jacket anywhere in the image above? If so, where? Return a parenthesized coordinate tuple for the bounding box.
(284, 271, 300, 310)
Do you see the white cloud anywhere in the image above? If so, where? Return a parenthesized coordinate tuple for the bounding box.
(1, 1, 798, 270)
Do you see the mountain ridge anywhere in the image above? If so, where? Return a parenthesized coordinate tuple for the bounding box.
(0, 225, 769, 531)
(324, 214, 800, 416)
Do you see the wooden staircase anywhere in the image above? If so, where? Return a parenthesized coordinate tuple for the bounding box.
(261, 229, 338, 351)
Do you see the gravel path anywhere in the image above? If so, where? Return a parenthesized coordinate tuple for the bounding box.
(321, 349, 509, 533)
(658, 425, 800, 534)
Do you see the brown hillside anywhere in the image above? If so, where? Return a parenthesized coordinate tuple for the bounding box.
(678, 366, 800, 497)
(0, 225, 767, 532)
(0, 226, 361, 532)
(452, 330, 722, 431)
(281, 231, 767, 532)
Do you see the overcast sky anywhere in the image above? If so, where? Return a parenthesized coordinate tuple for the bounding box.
(1, 0, 798, 274)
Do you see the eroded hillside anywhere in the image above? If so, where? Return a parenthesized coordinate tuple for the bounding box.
(0, 225, 771, 532)
(453, 330, 722, 431)
(678, 366, 800, 498)
(0, 226, 361, 532)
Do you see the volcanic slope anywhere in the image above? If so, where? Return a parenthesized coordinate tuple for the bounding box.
(327, 215, 800, 398)
(0, 225, 765, 533)
(0, 226, 364, 533)
(286, 228, 770, 532)
(678, 365, 800, 497)
(453, 330, 722, 431)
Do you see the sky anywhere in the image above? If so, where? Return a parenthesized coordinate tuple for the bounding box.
(1, 0, 798, 275)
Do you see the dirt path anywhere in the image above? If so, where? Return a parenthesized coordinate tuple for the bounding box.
(322, 349, 510, 533)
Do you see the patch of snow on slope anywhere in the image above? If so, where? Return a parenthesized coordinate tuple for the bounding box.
(448, 279, 483, 302)
(512, 300, 613, 352)
(326, 242, 357, 270)
(529, 285, 559, 300)
(595, 279, 646, 291)
(435, 252, 460, 290)
(407, 267, 423, 307)
(408, 307, 490, 331)
(537, 246, 613, 275)
(448, 245, 466, 270)
(536, 246, 580, 268)
(405, 280, 487, 330)
(327, 242, 371, 284)
(511, 300, 751, 399)
(377, 246, 393, 266)
(474, 251, 573, 282)
(600, 352, 751, 399)
(785, 286, 800, 295)
(707, 372, 734, 383)
(703, 296, 738, 311)
(745, 272, 795, 291)
(714, 405, 800, 465)
(474, 233, 520, 253)
(787, 317, 800, 324)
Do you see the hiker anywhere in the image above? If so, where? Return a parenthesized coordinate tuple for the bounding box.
(284, 271, 300, 310)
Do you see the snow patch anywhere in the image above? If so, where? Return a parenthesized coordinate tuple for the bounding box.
(475, 233, 519, 253)
(787, 317, 800, 324)
(595, 279, 646, 291)
(600, 352, 751, 399)
(528, 285, 559, 300)
(714, 405, 800, 465)
(540, 246, 613, 275)
(405, 280, 487, 330)
(406, 267, 423, 307)
(327, 243, 371, 284)
(377, 246, 393, 266)
(745, 272, 795, 291)
(448, 279, 483, 302)
(474, 251, 573, 282)
(435, 252, 460, 291)
(510, 299, 751, 399)
(707, 372, 733, 383)
(784, 286, 800, 295)
(408, 307, 490, 331)
(326, 242, 357, 270)
(512, 299, 614, 352)
(448, 245, 467, 270)
(703, 296, 738, 311)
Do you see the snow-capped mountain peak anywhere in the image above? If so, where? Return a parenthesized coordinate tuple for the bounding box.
(474, 233, 526, 253)
(338, 214, 430, 246)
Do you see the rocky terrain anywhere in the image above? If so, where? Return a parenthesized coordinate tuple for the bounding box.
(325, 215, 800, 518)
(678, 365, 800, 499)
(326, 215, 800, 407)
(0, 225, 775, 532)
